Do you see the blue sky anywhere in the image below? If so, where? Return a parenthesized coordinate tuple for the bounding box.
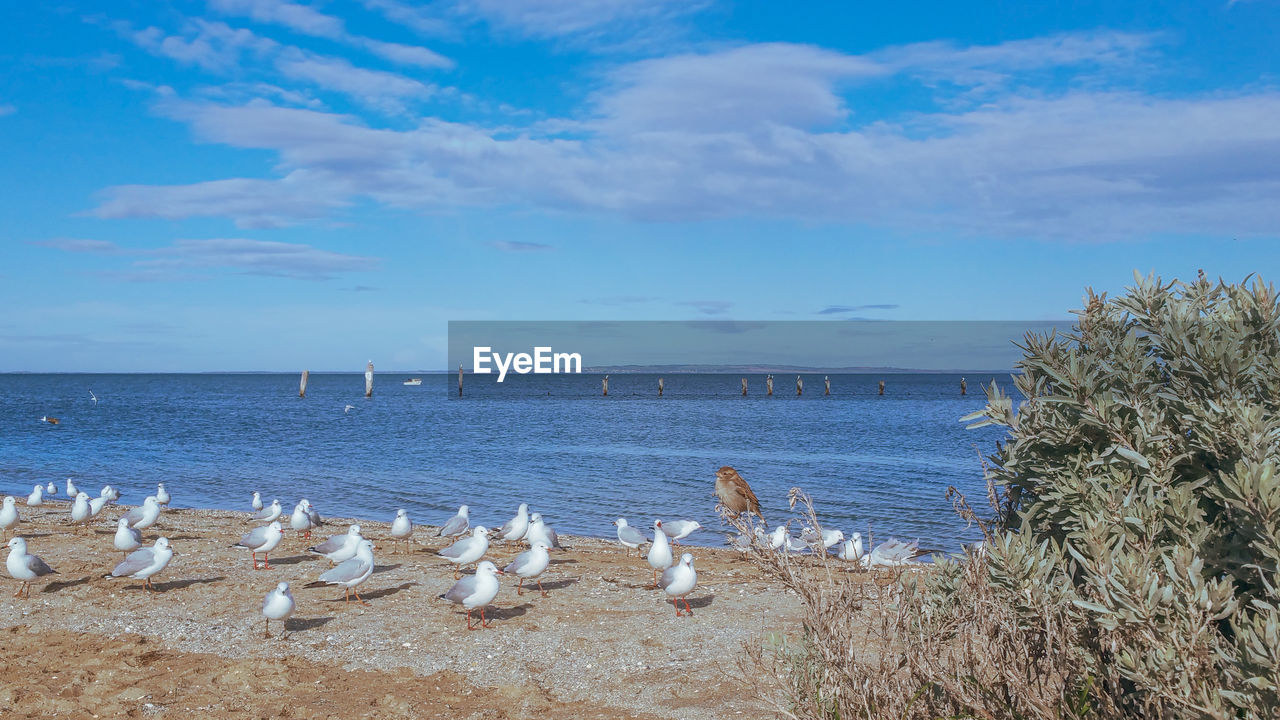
(2, 0, 1278, 371)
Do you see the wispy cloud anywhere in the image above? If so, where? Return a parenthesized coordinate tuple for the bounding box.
(678, 300, 733, 315)
(491, 240, 555, 252)
(34, 237, 379, 281)
(459, 0, 707, 49)
(817, 304, 899, 315)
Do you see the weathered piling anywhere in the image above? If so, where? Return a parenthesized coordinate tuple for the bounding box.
(961, 377, 967, 395)
(458, 365, 463, 397)
(299, 370, 309, 398)
(796, 376, 803, 396)
(741, 378, 748, 396)
(825, 376, 830, 396)
(658, 377, 664, 397)
(766, 375, 774, 396)
(365, 361, 374, 398)
(603, 375, 609, 396)
(878, 379, 885, 396)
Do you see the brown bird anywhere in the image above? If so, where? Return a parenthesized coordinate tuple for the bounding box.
(714, 466, 763, 521)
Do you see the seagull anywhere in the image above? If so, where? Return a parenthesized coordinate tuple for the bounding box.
(26, 485, 43, 507)
(123, 496, 162, 531)
(613, 518, 647, 557)
(525, 513, 561, 549)
(438, 526, 489, 579)
(98, 485, 120, 502)
(661, 520, 702, 546)
(503, 541, 551, 597)
(110, 537, 175, 592)
(867, 538, 929, 567)
(45, 481, 57, 497)
(389, 510, 413, 553)
(89, 389, 98, 404)
(113, 517, 143, 558)
(343, 404, 355, 414)
(155, 483, 170, 506)
(1, 497, 20, 540)
(306, 539, 375, 605)
(234, 521, 284, 570)
(252, 499, 282, 524)
(660, 553, 698, 617)
(800, 527, 845, 551)
(647, 520, 673, 588)
(499, 503, 529, 543)
(65, 477, 78, 498)
(441, 560, 503, 630)
(262, 581, 296, 638)
(304, 499, 323, 528)
(714, 466, 763, 520)
(69, 492, 93, 531)
(6, 537, 56, 598)
(251, 492, 263, 512)
(290, 500, 314, 539)
(785, 535, 809, 554)
(437, 505, 469, 538)
(767, 526, 788, 551)
(837, 532, 865, 563)
(308, 524, 363, 565)
(88, 494, 111, 520)
(731, 527, 766, 552)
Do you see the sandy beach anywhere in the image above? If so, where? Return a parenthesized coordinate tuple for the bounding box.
(1, 501, 807, 719)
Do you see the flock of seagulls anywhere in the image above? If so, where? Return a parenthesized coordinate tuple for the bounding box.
(3, 465, 930, 635)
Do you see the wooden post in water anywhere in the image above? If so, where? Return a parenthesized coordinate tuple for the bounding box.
(741, 378, 748, 396)
(766, 375, 774, 396)
(299, 370, 309, 398)
(878, 379, 885, 396)
(458, 365, 463, 397)
(796, 375, 803, 396)
(365, 361, 374, 398)
(658, 377, 664, 397)
(825, 375, 830, 396)
(960, 377, 967, 396)
(603, 375, 609, 396)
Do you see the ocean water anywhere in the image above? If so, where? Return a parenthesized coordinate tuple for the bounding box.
(0, 372, 1011, 550)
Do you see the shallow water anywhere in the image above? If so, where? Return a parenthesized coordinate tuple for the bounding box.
(0, 372, 1010, 549)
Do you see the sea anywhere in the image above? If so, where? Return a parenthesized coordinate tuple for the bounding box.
(0, 372, 1013, 551)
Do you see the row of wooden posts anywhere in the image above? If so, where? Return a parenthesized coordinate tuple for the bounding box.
(300, 366, 969, 398)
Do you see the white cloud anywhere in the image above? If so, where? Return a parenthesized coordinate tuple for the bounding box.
(460, 0, 704, 40)
(274, 49, 436, 112)
(126, 19, 276, 72)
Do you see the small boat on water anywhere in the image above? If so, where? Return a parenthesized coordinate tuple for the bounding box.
(403, 378, 422, 386)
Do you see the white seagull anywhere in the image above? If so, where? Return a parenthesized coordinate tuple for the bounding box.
(110, 537, 175, 592)
(251, 492, 263, 512)
(89, 389, 98, 404)
(6, 537, 56, 599)
(234, 521, 284, 570)
(290, 500, 314, 539)
(525, 513, 561, 549)
(26, 485, 43, 507)
(308, 524, 364, 565)
(661, 519, 703, 546)
(69, 492, 93, 531)
(262, 581, 296, 638)
(613, 518, 647, 557)
(438, 526, 489, 579)
(647, 520, 673, 588)
(155, 483, 170, 506)
(65, 477, 78, 498)
(113, 517, 143, 558)
(1, 497, 20, 540)
(305, 539, 375, 605)
(498, 503, 529, 543)
(837, 532, 865, 563)
(503, 541, 551, 597)
(45, 481, 57, 497)
(660, 553, 698, 617)
(441, 560, 503, 630)
(389, 510, 413, 553)
(867, 538, 928, 567)
(800, 527, 846, 552)
(437, 505, 470, 538)
(123, 496, 162, 531)
(252, 499, 282, 524)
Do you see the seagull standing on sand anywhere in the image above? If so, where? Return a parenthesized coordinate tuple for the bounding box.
(290, 500, 314, 539)
(662, 520, 702, 546)
(837, 532, 865, 563)
(69, 492, 93, 531)
(253, 499, 282, 524)
(88, 494, 111, 520)
(767, 526, 788, 551)
(45, 481, 57, 497)
(1, 497, 20, 540)
(647, 520, 673, 588)
(660, 553, 698, 617)
(441, 560, 503, 630)
(525, 513, 561, 549)
(6, 537, 56, 598)
(800, 527, 845, 552)
(389, 510, 413, 553)
(235, 521, 284, 570)
(65, 478, 78, 499)
(499, 503, 529, 543)
(110, 537, 175, 593)
(437, 505, 469, 538)
(251, 492, 263, 512)
(100, 485, 120, 502)
(714, 466, 763, 520)
(304, 500, 323, 528)
(309, 524, 363, 565)
(867, 538, 928, 567)
(613, 518, 647, 557)
(113, 517, 143, 558)
(438, 526, 489, 579)
(123, 496, 162, 531)
(26, 485, 43, 507)
(504, 541, 551, 597)
(155, 483, 170, 506)
(306, 539, 375, 605)
(262, 581, 295, 638)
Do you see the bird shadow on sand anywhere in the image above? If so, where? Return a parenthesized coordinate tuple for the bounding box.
(535, 578, 578, 592)
(548, 558, 579, 566)
(42, 576, 92, 593)
(14, 532, 55, 539)
(359, 581, 416, 601)
(164, 534, 202, 541)
(149, 575, 226, 593)
(686, 594, 716, 610)
(284, 616, 335, 633)
(265, 555, 316, 566)
(372, 564, 402, 574)
(486, 603, 533, 621)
